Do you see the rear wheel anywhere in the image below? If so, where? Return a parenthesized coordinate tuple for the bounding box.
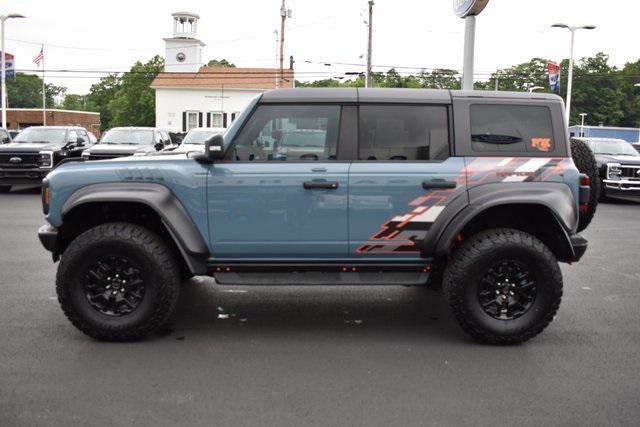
(571, 138, 599, 231)
(443, 228, 562, 345)
(56, 222, 181, 341)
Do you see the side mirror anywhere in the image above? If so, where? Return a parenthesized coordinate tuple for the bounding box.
(154, 142, 164, 151)
(76, 137, 85, 146)
(204, 134, 225, 161)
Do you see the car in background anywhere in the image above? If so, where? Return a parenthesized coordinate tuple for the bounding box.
(87, 131, 98, 144)
(0, 128, 11, 144)
(632, 142, 640, 154)
(81, 127, 177, 160)
(164, 127, 225, 154)
(577, 137, 640, 202)
(0, 126, 92, 192)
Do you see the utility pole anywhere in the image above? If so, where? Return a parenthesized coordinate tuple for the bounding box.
(1, 13, 25, 129)
(366, 1, 374, 88)
(279, 0, 290, 88)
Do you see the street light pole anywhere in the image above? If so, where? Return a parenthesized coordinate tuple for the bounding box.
(551, 23, 596, 125)
(579, 113, 587, 137)
(1, 13, 25, 129)
(366, 1, 374, 88)
(635, 83, 640, 143)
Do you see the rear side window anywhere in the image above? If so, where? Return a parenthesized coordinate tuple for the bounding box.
(470, 104, 554, 153)
(358, 105, 449, 161)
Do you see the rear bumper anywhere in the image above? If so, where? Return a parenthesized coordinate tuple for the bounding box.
(569, 234, 588, 262)
(38, 224, 60, 261)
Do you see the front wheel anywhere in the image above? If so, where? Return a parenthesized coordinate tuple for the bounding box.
(443, 228, 562, 345)
(56, 222, 181, 341)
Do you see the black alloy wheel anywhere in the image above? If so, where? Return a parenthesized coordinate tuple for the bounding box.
(478, 260, 537, 321)
(84, 255, 146, 317)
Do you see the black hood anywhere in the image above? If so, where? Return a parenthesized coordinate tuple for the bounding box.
(595, 154, 640, 167)
(86, 144, 155, 155)
(0, 141, 65, 152)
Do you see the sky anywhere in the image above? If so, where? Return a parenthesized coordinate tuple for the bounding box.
(1, 0, 637, 94)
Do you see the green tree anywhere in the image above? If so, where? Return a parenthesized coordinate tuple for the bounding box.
(86, 74, 121, 131)
(108, 55, 164, 128)
(61, 94, 87, 111)
(206, 59, 236, 67)
(6, 73, 65, 108)
(566, 53, 624, 126)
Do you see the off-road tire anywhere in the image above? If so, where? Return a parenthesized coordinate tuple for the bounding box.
(56, 222, 181, 341)
(443, 228, 563, 345)
(571, 138, 599, 231)
(0, 185, 10, 193)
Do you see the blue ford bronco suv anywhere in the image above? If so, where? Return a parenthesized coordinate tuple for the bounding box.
(38, 88, 594, 344)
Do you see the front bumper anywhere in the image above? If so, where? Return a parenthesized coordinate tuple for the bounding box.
(38, 224, 60, 261)
(603, 179, 640, 202)
(0, 168, 50, 185)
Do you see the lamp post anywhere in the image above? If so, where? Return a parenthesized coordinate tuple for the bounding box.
(635, 83, 640, 143)
(579, 113, 587, 137)
(551, 23, 596, 124)
(1, 13, 25, 129)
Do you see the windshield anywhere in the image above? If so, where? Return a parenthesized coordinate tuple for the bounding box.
(587, 140, 640, 157)
(101, 129, 154, 145)
(183, 130, 221, 145)
(14, 128, 67, 144)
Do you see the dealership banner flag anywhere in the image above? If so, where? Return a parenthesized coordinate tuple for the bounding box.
(548, 62, 561, 93)
(1, 52, 15, 79)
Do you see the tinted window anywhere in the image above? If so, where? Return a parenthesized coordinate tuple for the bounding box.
(470, 104, 554, 153)
(231, 105, 340, 161)
(14, 128, 67, 144)
(358, 105, 449, 161)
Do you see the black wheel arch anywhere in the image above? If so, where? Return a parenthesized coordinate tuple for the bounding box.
(58, 183, 209, 275)
(431, 184, 580, 263)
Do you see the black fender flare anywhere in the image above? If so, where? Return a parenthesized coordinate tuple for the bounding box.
(430, 183, 579, 261)
(61, 182, 209, 275)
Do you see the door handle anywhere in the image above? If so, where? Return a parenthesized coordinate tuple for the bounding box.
(422, 180, 457, 189)
(303, 181, 339, 190)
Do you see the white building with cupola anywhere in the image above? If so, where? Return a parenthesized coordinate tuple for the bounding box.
(152, 12, 294, 133)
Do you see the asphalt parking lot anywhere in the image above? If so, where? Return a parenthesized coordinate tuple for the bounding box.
(1, 188, 639, 426)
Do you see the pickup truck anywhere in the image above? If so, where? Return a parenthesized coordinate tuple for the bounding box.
(38, 88, 593, 344)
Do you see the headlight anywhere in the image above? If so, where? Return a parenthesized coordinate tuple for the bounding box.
(608, 163, 622, 178)
(81, 151, 90, 159)
(38, 151, 53, 168)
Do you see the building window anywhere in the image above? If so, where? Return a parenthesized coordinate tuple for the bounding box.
(185, 111, 199, 131)
(209, 112, 224, 128)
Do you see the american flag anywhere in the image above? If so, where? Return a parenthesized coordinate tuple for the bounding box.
(33, 46, 44, 67)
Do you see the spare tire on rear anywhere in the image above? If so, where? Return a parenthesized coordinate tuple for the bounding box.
(570, 138, 599, 232)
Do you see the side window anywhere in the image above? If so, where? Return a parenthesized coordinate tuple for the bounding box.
(358, 105, 449, 161)
(231, 104, 340, 162)
(67, 130, 78, 143)
(470, 104, 555, 153)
